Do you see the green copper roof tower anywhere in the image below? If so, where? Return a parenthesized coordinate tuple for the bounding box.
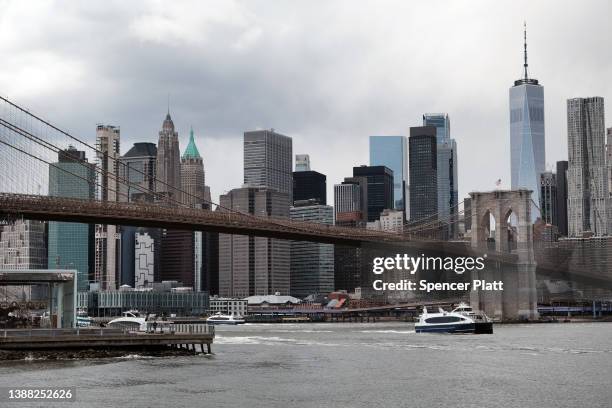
(183, 126, 201, 159)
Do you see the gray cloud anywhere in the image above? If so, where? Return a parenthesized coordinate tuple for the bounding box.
(1, 0, 611, 204)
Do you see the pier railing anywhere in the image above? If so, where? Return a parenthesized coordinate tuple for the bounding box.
(2, 328, 132, 338)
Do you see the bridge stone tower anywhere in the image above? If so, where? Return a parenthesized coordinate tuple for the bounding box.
(469, 189, 538, 321)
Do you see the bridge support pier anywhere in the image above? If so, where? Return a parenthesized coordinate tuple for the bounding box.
(469, 190, 539, 321)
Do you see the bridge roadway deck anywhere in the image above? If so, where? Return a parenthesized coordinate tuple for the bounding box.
(0, 193, 516, 263)
(0, 193, 403, 245)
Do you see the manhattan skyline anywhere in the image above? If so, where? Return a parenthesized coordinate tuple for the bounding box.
(1, 1, 611, 204)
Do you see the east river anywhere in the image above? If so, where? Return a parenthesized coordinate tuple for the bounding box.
(1, 322, 611, 407)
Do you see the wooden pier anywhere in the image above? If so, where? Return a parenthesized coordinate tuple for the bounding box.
(0, 327, 215, 354)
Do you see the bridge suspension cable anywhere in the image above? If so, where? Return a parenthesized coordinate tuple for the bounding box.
(0, 95, 369, 238)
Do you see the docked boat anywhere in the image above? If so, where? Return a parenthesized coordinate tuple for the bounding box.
(76, 315, 95, 327)
(206, 313, 245, 325)
(415, 304, 493, 334)
(76, 309, 94, 327)
(107, 310, 147, 331)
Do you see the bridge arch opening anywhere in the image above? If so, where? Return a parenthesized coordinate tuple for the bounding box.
(477, 209, 496, 251)
(504, 208, 518, 252)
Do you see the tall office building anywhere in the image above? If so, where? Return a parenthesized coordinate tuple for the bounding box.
(0, 219, 47, 305)
(180, 127, 213, 291)
(152, 111, 194, 287)
(244, 129, 293, 199)
(423, 114, 450, 143)
(555, 161, 569, 236)
(118, 142, 157, 202)
(334, 180, 365, 227)
(290, 202, 334, 298)
(607, 128, 612, 188)
(608, 128, 612, 231)
(156, 110, 182, 202)
(218, 187, 290, 297)
(567, 97, 608, 236)
(118, 142, 159, 287)
(539, 171, 557, 225)
(203, 231, 219, 295)
(409, 126, 438, 224)
(96, 125, 121, 202)
(160, 228, 194, 287)
(295, 154, 311, 172)
(219, 129, 293, 297)
(48, 147, 96, 290)
(333, 177, 367, 293)
(423, 114, 459, 239)
(293, 171, 326, 205)
(95, 125, 121, 290)
(369, 136, 408, 216)
(0, 220, 46, 270)
(159, 127, 211, 290)
(181, 127, 209, 207)
(509, 25, 545, 217)
(352, 166, 394, 222)
(134, 231, 155, 289)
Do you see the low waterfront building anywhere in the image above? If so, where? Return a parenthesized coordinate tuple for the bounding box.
(245, 294, 301, 309)
(208, 296, 248, 316)
(77, 286, 209, 317)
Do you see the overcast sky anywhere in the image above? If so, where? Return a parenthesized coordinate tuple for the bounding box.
(1, 0, 611, 204)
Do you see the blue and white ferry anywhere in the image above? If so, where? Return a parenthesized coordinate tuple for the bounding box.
(415, 303, 493, 334)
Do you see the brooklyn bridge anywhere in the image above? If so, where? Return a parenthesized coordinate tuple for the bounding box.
(1, 95, 610, 321)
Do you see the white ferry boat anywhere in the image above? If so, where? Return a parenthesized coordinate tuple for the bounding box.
(206, 313, 245, 325)
(415, 304, 493, 334)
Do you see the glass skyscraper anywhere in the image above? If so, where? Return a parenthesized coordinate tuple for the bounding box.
(48, 147, 96, 291)
(409, 127, 438, 224)
(290, 203, 334, 298)
(244, 129, 293, 201)
(369, 136, 408, 213)
(509, 26, 545, 218)
(353, 166, 394, 222)
(422, 114, 450, 143)
(423, 113, 458, 239)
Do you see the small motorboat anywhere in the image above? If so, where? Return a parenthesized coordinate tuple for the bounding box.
(107, 310, 147, 331)
(415, 304, 493, 334)
(206, 313, 245, 325)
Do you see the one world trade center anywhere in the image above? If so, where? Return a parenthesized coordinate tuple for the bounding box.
(509, 23, 545, 220)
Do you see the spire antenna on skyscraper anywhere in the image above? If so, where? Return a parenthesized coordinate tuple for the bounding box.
(523, 21, 529, 80)
(510, 20, 544, 223)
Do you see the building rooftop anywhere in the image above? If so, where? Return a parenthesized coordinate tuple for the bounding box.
(245, 295, 301, 305)
(182, 127, 201, 159)
(123, 142, 157, 158)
